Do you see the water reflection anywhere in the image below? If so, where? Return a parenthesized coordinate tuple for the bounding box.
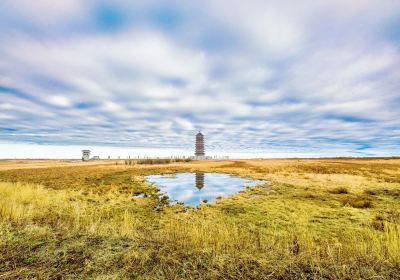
(195, 172, 204, 190)
(145, 172, 268, 206)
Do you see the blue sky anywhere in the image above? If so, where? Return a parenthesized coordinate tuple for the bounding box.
(0, 0, 399, 158)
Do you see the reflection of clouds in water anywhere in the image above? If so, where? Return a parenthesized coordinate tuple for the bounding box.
(146, 173, 268, 206)
(177, 189, 195, 201)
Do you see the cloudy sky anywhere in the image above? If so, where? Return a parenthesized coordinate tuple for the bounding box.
(0, 0, 399, 158)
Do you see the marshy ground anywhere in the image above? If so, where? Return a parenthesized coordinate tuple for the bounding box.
(0, 159, 399, 279)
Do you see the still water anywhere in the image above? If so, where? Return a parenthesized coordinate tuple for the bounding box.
(145, 172, 268, 206)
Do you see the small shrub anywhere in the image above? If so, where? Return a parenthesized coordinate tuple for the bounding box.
(136, 158, 191, 165)
(290, 237, 300, 255)
(137, 159, 172, 165)
(24, 257, 34, 265)
(371, 220, 385, 231)
(341, 197, 373, 208)
(382, 189, 400, 198)
(174, 158, 192, 163)
(371, 215, 385, 231)
(330, 187, 349, 194)
(197, 259, 209, 269)
(363, 189, 376, 195)
(303, 193, 317, 199)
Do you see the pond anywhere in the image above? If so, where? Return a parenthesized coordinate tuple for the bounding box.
(145, 172, 268, 206)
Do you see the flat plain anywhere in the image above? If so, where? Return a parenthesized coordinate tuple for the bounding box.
(0, 159, 399, 279)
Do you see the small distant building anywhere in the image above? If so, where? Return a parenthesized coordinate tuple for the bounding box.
(92, 156, 100, 160)
(195, 131, 205, 159)
(82, 150, 91, 161)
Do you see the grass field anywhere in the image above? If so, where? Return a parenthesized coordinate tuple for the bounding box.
(0, 159, 399, 279)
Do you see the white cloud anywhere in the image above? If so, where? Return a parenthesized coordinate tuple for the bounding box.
(205, 0, 307, 57)
(0, 113, 15, 120)
(174, 118, 194, 130)
(47, 95, 72, 107)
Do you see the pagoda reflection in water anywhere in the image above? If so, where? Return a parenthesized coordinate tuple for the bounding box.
(195, 172, 204, 190)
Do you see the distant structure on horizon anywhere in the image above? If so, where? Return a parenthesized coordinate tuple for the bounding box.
(82, 150, 91, 161)
(195, 131, 205, 158)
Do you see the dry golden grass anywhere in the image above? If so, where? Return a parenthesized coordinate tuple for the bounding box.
(0, 159, 117, 171)
(0, 159, 399, 279)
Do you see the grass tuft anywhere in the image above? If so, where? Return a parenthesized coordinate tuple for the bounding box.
(329, 186, 349, 194)
(135, 158, 192, 165)
(364, 189, 377, 195)
(341, 197, 373, 208)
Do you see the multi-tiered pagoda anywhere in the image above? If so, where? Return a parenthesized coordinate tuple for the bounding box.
(195, 131, 205, 157)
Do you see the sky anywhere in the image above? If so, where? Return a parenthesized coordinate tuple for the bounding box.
(0, 0, 399, 159)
